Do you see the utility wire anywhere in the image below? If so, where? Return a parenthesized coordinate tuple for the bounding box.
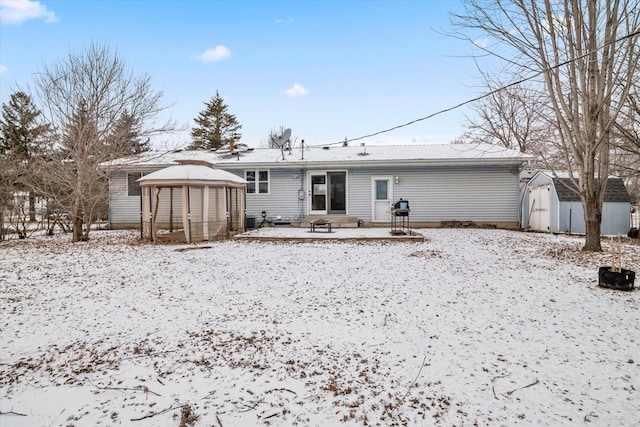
(312, 28, 640, 148)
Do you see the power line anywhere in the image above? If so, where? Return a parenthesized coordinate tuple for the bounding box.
(313, 28, 640, 148)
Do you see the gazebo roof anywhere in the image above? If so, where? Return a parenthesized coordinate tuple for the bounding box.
(137, 163, 246, 187)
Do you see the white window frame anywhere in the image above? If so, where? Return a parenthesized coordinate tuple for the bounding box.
(245, 169, 270, 194)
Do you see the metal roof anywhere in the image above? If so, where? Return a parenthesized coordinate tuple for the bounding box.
(107, 143, 536, 170)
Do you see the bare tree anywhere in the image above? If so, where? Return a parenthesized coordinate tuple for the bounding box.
(30, 42, 177, 242)
(611, 74, 640, 203)
(453, 0, 640, 251)
(0, 155, 14, 240)
(463, 72, 553, 155)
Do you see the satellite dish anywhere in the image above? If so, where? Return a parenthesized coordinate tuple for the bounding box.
(271, 128, 292, 148)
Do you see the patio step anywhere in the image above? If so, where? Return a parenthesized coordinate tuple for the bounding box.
(299, 216, 361, 228)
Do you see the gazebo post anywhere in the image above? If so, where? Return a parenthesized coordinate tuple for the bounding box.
(169, 187, 174, 232)
(148, 186, 154, 242)
(202, 185, 209, 241)
(152, 187, 162, 241)
(225, 186, 230, 236)
(186, 185, 192, 244)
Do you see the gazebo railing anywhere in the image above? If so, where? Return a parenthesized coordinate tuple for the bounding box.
(143, 219, 232, 242)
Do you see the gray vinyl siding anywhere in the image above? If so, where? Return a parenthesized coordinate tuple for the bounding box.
(347, 165, 519, 222)
(108, 170, 143, 225)
(226, 167, 306, 222)
(109, 164, 520, 226)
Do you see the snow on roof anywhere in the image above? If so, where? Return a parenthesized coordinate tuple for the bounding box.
(109, 143, 537, 169)
(137, 164, 246, 187)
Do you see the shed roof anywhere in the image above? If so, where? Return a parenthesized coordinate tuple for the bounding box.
(137, 164, 246, 187)
(553, 177, 630, 203)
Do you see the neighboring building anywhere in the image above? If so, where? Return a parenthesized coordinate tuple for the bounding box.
(106, 143, 536, 229)
(523, 171, 632, 236)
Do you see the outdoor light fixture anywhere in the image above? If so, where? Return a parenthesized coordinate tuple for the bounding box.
(394, 176, 399, 184)
(261, 210, 266, 219)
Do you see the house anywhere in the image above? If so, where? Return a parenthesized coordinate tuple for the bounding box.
(523, 171, 631, 235)
(106, 143, 536, 230)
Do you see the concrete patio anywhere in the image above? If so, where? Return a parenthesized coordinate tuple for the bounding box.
(235, 226, 426, 242)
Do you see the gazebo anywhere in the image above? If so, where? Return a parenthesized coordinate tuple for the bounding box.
(138, 160, 246, 243)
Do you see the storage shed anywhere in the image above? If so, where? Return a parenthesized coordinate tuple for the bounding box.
(138, 160, 246, 243)
(523, 171, 631, 235)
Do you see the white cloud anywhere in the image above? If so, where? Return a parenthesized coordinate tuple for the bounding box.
(0, 0, 58, 24)
(473, 38, 488, 49)
(281, 83, 309, 98)
(0, 64, 7, 74)
(411, 135, 433, 144)
(195, 45, 231, 63)
(275, 18, 294, 24)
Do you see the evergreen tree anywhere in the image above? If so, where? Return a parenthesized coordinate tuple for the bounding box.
(107, 110, 150, 155)
(0, 92, 52, 223)
(189, 91, 242, 150)
(0, 91, 50, 160)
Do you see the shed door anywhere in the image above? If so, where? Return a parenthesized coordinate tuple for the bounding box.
(529, 185, 551, 231)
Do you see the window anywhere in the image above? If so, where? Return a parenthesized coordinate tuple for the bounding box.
(127, 172, 144, 197)
(246, 170, 269, 194)
(375, 180, 388, 200)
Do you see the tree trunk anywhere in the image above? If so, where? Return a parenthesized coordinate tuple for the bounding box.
(83, 212, 92, 241)
(72, 188, 84, 242)
(582, 196, 603, 251)
(29, 194, 36, 222)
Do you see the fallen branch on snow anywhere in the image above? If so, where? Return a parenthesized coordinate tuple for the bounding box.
(384, 354, 427, 417)
(505, 379, 539, 396)
(88, 379, 162, 397)
(491, 374, 510, 400)
(175, 246, 212, 252)
(131, 402, 184, 421)
(0, 409, 27, 416)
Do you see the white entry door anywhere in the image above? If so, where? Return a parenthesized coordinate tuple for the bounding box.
(372, 176, 392, 222)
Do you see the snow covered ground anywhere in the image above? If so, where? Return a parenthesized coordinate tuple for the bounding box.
(1, 228, 638, 427)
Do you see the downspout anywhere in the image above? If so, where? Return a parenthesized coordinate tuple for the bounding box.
(518, 167, 524, 229)
(299, 167, 305, 221)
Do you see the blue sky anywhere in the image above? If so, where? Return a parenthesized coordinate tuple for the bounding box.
(0, 0, 488, 149)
